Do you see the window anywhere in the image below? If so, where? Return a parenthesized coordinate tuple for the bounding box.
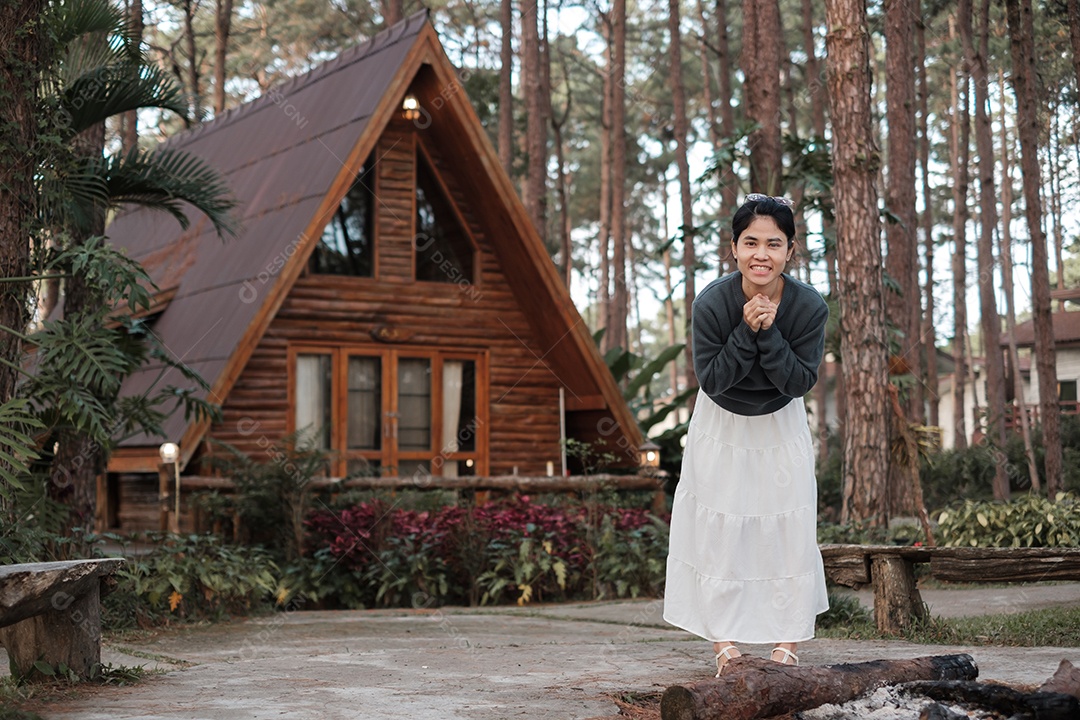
(309, 158, 375, 276)
(415, 150, 474, 284)
(291, 347, 485, 477)
(1060, 380, 1078, 403)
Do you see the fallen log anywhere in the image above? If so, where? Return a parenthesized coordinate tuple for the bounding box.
(660, 654, 977, 720)
(1039, 659, 1080, 701)
(900, 680, 1080, 720)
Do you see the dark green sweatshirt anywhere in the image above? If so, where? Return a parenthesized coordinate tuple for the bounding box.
(692, 271, 828, 416)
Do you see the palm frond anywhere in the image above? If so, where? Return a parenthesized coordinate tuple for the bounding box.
(46, 0, 124, 52)
(91, 147, 241, 239)
(0, 400, 44, 501)
(60, 64, 188, 138)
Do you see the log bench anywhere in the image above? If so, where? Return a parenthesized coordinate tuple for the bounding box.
(820, 544, 1080, 635)
(0, 558, 124, 679)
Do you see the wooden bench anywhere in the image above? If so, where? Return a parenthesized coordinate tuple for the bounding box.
(820, 544, 1080, 634)
(0, 558, 124, 679)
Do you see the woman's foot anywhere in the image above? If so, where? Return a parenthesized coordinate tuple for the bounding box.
(770, 644, 798, 666)
(713, 642, 741, 677)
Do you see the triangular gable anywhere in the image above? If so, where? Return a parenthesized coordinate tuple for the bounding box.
(106, 12, 641, 471)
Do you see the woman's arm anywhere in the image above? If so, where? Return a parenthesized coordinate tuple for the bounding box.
(755, 297, 828, 398)
(693, 293, 759, 400)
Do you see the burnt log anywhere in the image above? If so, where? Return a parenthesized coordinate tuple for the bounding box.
(660, 654, 977, 720)
(901, 680, 1080, 720)
(1038, 659, 1080, 701)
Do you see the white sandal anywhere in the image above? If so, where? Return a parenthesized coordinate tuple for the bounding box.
(771, 646, 799, 666)
(714, 643, 740, 677)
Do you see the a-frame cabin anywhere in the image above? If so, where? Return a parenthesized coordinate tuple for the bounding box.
(102, 12, 643, 529)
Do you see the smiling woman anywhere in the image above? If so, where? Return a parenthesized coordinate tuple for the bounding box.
(663, 194, 831, 677)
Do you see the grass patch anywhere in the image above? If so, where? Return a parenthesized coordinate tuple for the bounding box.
(817, 603, 1080, 646)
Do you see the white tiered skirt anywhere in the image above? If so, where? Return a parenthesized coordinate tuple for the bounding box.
(663, 390, 829, 643)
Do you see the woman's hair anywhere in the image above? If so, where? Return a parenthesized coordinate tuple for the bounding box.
(731, 196, 797, 247)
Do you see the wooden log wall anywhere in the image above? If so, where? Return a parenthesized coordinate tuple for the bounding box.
(207, 119, 567, 477)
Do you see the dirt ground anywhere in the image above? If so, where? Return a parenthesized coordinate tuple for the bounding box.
(5, 582, 1079, 719)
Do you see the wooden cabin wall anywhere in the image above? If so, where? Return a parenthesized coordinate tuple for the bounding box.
(206, 120, 565, 476)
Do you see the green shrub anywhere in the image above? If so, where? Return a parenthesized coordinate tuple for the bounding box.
(592, 513, 668, 599)
(817, 590, 872, 630)
(936, 493, 1080, 548)
(102, 534, 281, 629)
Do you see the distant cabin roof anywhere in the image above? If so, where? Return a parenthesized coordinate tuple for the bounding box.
(1000, 311, 1080, 348)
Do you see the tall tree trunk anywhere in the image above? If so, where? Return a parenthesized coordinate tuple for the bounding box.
(598, 15, 613, 348)
(967, 0, 1008, 499)
(498, 0, 513, 175)
(825, 0, 890, 526)
(803, 0, 827, 137)
(0, 0, 47, 521)
(1005, 0, 1063, 497)
(382, 0, 403, 25)
(213, 0, 233, 115)
(949, 16, 970, 451)
(741, 0, 784, 194)
(669, 0, 696, 391)
(521, 0, 547, 236)
(552, 63, 572, 287)
(884, 0, 921, 514)
(662, 174, 680, 397)
(1049, 107, 1065, 312)
(53, 122, 109, 535)
(1069, 0, 1080, 91)
(181, 0, 202, 122)
(696, 0, 720, 148)
(714, 0, 738, 272)
(917, 8, 939, 429)
(609, 0, 628, 352)
(999, 84, 1041, 492)
(122, 0, 142, 152)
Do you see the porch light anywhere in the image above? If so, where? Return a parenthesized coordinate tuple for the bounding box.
(159, 442, 181, 533)
(639, 440, 661, 468)
(402, 94, 421, 121)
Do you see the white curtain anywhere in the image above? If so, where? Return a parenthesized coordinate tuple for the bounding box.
(296, 355, 329, 449)
(441, 361, 464, 476)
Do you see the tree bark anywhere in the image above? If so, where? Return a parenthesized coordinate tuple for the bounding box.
(1069, 0, 1080, 93)
(0, 0, 47, 521)
(1005, 0, 1063, 497)
(551, 61, 572, 288)
(669, 0, 696, 391)
(660, 654, 978, 720)
(609, 0, 628, 352)
(713, 0, 738, 275)
(740, 0, 783, 195)
(998, 80, 1041, 492)
(122, 0, 143, 152)
(181, 0, 202, 122)
(884, 0, 920, 419)
(382, 0, 403, 25)
(498, 0, 513, 176)
(967, 0, 1008, 499)
(917, 6, 939, 429)
(521, 0, 547, 237)
(212, 0, 233, 115)
(597, 15, 613, 348)
(948, 14, 970, 451)
(903, 680, 1080, 720)
(696, 0, 719, 149)
(825, 0, 890, 527)
(802, 0, 826, 139)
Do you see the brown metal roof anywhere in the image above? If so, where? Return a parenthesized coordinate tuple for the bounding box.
(104, 10, 643, 466)
(108, 12, 430, 449)
(1000, 311, 1080, 348)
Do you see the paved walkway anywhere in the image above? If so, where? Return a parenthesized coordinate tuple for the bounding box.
(10, 583, 1080, 719)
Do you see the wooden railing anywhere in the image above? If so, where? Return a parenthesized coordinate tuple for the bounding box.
(975, 401, 1079, 433)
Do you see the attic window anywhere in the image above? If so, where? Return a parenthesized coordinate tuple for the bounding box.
(310, 158, 375, 277)
(414, 151, 473, 284)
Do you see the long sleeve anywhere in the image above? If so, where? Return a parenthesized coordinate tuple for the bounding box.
(692, 292, 759, 401)
(756, 298, 828, 398)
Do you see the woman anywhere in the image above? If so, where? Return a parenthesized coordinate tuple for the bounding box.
(663, 193, 830, 676)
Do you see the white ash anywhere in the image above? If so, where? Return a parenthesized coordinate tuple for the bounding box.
(794, 685, 1003, 720)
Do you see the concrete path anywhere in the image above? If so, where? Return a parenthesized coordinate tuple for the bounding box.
(11, 583, 1080, 720)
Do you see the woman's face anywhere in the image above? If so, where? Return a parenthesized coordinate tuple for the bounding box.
(731, 216, 793, 291)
